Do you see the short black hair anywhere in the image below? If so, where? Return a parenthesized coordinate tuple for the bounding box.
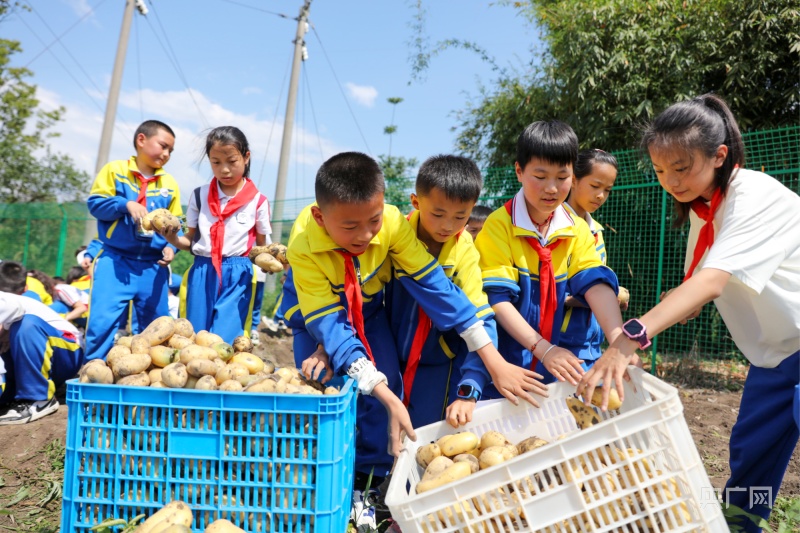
(204, 126, 251, 177)
(315, 152, 385, 207)
(468, 205, 493, 223)
(133, 120, 175, 149)
(416, 155, 483, 203)
(575, 149, 619, 179)
(0, 261, 27, 294)
(66, 266, 87, 285)
(516, 120, 578, 169)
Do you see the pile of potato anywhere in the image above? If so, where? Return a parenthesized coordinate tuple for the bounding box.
(78, 316, 338, 395)
(129, 500, 246, 532)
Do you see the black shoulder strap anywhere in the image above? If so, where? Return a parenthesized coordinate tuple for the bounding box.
(190, 186, 203, 253)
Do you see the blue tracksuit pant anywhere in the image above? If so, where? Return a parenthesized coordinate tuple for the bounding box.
(185, 256, 254, 344)
(85, 249, 169, 360)
(293, 308, 401, 478)
(724, 351, 799, 531)
(0, 315, 83, 402)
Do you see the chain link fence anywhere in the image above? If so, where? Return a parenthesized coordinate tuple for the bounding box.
(2, 126, 797, 385)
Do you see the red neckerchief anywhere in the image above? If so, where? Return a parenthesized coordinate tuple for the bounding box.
(336, 249, 375, 363)
(683, 187, 724, 282)
(208, 178, 258, 291)
(129, 161, 160, 207)
(505, 200, 561, 366)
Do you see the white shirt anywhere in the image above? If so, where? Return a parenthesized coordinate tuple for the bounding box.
(55, 283, 89, 307)
(1, 292, 82, 346)
(511, 189, 578, 244)
(186, 179, 272, 258)
(686, 168, 800, 367)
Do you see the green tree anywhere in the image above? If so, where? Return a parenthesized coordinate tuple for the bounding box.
(379, 154, 418, 207)
(0, 2, 90, 203)
(447, 0, 799, 170)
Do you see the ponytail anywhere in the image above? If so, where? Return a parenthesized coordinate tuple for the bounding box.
(642, 93, 745, 225)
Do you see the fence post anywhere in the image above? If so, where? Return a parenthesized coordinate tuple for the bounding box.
(651, 188, 669, 374)
(56, 204, 69, 277)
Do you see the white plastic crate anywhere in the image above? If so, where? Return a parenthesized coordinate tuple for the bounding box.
(385, 367, 729, 532)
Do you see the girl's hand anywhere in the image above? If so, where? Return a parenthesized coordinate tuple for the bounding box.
(541, 346, 585, 386)
(486, 358, 548, 407)
(576, 337, 638, 409)
(445, 399, 476, 428)
(372, 383, 417, 457)
(301, 345, 333, 384)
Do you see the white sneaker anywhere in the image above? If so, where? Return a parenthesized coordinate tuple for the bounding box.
(250, 329, 261, 346)
(0, 397, 60, 425)
(350, 489, 378, 529)
(260, 317, 279, 334)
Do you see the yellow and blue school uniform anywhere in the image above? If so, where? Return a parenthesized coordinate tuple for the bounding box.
(476, 191, 618, 388)
(23, 276, 53, 305)
(557, 203, 608, 366)
(385, 211, 497, 428)
(85, 156, 182, 360)
(280, 204, 487, 477)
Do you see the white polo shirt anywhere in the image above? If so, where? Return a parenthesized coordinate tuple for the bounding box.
(686, 168, 800, 367)
(186, 180, 272, 258)
(0, 292, 82, 345)
(55, 283, 89, 307)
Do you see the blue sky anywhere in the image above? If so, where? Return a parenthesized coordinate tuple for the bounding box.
(5, 0, 539, 210)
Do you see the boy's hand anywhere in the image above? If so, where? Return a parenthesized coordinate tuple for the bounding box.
(445, 399, 476, 428)
(301, 344, 333, 384)
(486, 358, 548, 407)
(126, 201, 148, 223)
(372, 382, 417, 457)
(158, 247, 175, 266)
(541, 346, 585, 386)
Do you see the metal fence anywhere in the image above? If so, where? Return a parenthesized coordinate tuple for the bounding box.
(2, 126, 797, 380)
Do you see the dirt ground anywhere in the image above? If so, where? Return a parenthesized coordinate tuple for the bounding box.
(0, 334, 798, 531)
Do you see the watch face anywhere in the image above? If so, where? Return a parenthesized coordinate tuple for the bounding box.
(624, 320, 645, 336)
(458, 384, 473, 397)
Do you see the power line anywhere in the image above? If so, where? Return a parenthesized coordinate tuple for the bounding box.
(23, 0, 110, 68)
(309, 23, 372, 155)
(134, 14, 144, 122)
(143, 1, 209, 129)
(302, 63, 325, 162)
(256, 55, 293, 191)
(217, 0, 294, 20)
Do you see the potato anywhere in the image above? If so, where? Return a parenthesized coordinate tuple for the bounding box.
(415, 443, 442, 469)
(211, 358, 227, 372)
(116, 336, 133, 348)
(116, 372, 150, 387)
(247, 245, 271, 262)
(416, 461, 472, 494)
(231, 336, 253, 353)
(230, 352, 265, 374)
(212, 342, 234, 362)
(168, 335, 193, 350)
(106, 345, 132, 367)
(194, 330, 224, 348)
(173, 318, 194, 338)
(148, 368, 163, 384)
(517, 436, 549, 454)
(150, 212, 182, 234)
(142, 316, 176, 346)
(566, 397, 601, 430)
(219, 380, 244, 392)
(186, 358, 219, 378)
(79, 362, 114, 384)
(254, 253, 283, 273)
(266, 243, 288, 263)
(618, 286, 630, 305)
(479, 445, 515, 470)
(480, 430, 511, 450)
(178, 344, 218, 365)
(421, 456, 454, 481)
(440, 431, 479, 457)
(161, 363, 189, 389)
(135, 500, 193, 533)
(194, 375, 219, 391)
(184, 375, 199, 389)
(150, 381, 168, 388)
(323, 386, 339, 395)
(215, 363, 250, 386)
(244, 377, 277, 393)
(453, 453, 480, 474)
(130, 334, 151, 355)
(205, 519, 247, 533)
(111, 353, 152, 377)
(150, 346, 179, 368)
(273, 366, 294, 383)
(590, 387, 622, 411)
(140, 208, 172, 231)
(154, 526, 192, 533)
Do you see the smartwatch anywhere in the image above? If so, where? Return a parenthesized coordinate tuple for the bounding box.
(457, 384, 480, 402)
(622, 318, 651, 349)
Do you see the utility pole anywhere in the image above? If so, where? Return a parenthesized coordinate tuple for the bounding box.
(271, 0, 311, 245)
(84, 0, 146, 244)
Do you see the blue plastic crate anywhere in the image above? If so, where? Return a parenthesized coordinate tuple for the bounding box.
(61, 378, 357, 532)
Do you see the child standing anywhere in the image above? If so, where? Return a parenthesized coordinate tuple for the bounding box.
(476, 120, 624, 388)
(386, 155, 544, 429)
(0, 261, 83, 425)
(578, 94, 800, 531)
(559, 149, 627, 368)
(84, 120, 181, 361)
(465, 205, 492, 240)
(159, 126, 270, 343)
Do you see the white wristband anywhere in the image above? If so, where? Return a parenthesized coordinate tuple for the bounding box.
(540, 344, 557, 364)
(460, 321, 492, 352)
(346, 357, 388, 395)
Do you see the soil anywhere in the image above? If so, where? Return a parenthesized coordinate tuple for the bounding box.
(1, 334, 798, 532)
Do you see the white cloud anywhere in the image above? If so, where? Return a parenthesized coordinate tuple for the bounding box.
(35, 86, 350, 206)
(345, 82, 378, 107)
(242, 87, 262, 95)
